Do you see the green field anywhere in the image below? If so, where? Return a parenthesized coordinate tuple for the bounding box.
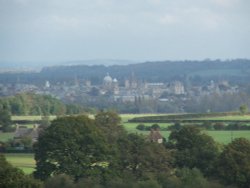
(0, 132, 14, 142)
(206, 130, 250, 144)
(1, 114, 250, 144)
(122, 122, 250, 144)
(12, 115, 56, 121)
(121, 113, 250, 144)
(4, 153, 35, 174)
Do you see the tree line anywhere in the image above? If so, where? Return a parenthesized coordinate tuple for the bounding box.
(2, 112, 249, 188)
(0, 93, 86, 116)
(136, 122, 250, 131)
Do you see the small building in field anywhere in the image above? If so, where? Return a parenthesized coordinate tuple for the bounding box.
(148, 129, 163, 144)
(14, 124, 41, 143)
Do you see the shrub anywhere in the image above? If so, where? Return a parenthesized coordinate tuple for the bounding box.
(213, 123, 225, 130)
(151, 123, 160, 130)
(136, 124, 145, 131)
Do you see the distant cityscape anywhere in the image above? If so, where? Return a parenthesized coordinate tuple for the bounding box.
(0, 72, 239, 105)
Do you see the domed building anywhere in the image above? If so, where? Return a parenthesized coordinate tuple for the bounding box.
(103, 73, 113, 90)
(103, 73, 113, 84)
(102, 73, 119, 94)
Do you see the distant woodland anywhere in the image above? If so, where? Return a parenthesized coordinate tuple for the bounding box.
(0, 93, 85, 116)
(1, 59, 250, 85)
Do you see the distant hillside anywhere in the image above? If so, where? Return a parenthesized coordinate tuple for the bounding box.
(0, 59, 250, 85)
(0, 59, 134, 71)
(40, 59, 250, 84)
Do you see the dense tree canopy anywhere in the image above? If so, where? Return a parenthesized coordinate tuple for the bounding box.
(217, 138, 250, 188)
(95, 111, 125, 144)
(0, 154, 41, 188)
(0, 109, 12, 132)
(34, 115, 110, 181)
(31, 111, 250, 187)
(115, 133, 172, 180)
(167, 126, 220, 176)
(34, 112, 173, 186)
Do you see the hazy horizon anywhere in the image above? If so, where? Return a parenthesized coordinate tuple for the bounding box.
(0, 0, 250, 64)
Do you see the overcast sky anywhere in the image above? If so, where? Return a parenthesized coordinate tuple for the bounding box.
(0, 0, 249, 63)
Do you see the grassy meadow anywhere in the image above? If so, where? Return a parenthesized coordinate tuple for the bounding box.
(122, 121, 250, 144)
(12, 115, 57, 121)
(0, 132, 14, 142)
(120, 113, 250, 144)
(4, 153, 35, 174)
(2, 113, 250, 144)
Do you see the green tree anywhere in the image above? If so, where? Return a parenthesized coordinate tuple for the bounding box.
(34, 115, 111, 181)
(217, 138, 250, 188)
(0, 109, 12, 132)
(95, 111, 125, 143)
(115, 133, 172, 180)
(44, 174, 75, 188)
(239, 104, 248, 115)
(40, 116, 51, 129)
(0, 93, 68, 116)
(0, 154, 42, 188)
(167, 126, 220, 176)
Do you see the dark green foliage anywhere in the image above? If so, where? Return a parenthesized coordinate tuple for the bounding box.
(95, 111, 121, 127)
(168, 122, 182, 131)
(213, 122, 226, 130)
(202, 121, 213, 130)
(115, 133, 172, 180)
(75, 177, 103, 188)
(135, 179, 162, 188)
(129, 112, 250, 123)
(136, 124, 162, 131)
(32, 111, 250, 187)
(151, 123, 160, 130)
(217, 138, 250, 188)
(34, 112, 173, 186)
(168, 126, 220, 176)
(226, 123, 250, 130)
(34, 115, 110, 181)
(0, 154, 42, 188)
(0, 109, 12, 132)
(40, 116, 50, 129)
(175, 168, 210, 188)
(157, 168, 225, 188)
(136, 124, 145, 130)
(44, 174, 75, 188)
(65, 104, 85, 115)
(95, 111, 125, 144)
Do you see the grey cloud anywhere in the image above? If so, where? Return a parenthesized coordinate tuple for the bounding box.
(0, 0, 249, 62)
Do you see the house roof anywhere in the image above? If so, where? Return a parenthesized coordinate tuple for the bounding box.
(148, 129, 163, 142)
(14, 125, 40, 141)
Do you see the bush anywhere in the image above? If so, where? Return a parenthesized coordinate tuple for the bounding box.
(213, 123, 225, 130)
(44, 174, 74, 188)
(136, 124, 145, 131)
(168, 122, 182, 131)
(151, 124, 160, 130)
(202, 122, 213, 130)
